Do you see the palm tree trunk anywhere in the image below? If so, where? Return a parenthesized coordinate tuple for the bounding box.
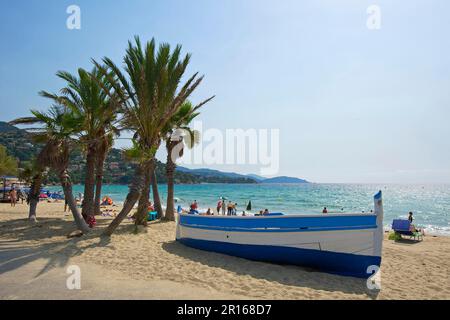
(94, 151, 106, 215)
(151, 162, 163, 219)
(81, 144, 97, 220)
(59, 169, 90, 233)
(135, 161, 153, 226)
(165, 141, 177, 221)
(102, 164, 145, 236)
(28, 173, 42, 222)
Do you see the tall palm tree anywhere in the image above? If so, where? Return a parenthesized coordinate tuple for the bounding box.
(133, 102, 212, 225)
(94, 133, 114, 215)
(16, 159, 47, 222)
(94, 36, 213, 236)
(163, 101, 207, 221)
(134, 158, 156, 226)
(40, 67, 120, 221)
(11, 106, 90, 232)
(150, 161, 163, 218)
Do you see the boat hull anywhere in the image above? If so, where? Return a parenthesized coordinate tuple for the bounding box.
(176, 192, 384, 278)
(178, 237, 381, 278)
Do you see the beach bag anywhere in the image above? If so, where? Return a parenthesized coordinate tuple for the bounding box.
(86, 215, 97, 228)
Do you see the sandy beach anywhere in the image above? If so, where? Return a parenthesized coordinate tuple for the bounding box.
(0, 202, 449, 300)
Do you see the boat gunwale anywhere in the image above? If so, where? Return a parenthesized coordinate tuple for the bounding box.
(178, 224, 377, 233)
(178, 213, 378, 219)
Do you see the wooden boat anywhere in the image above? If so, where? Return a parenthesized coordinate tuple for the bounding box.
(176, 191, 384, 278)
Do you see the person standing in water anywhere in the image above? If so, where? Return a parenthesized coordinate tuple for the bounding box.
(322, 207, 328, 214)
(227, 201, 233, 216)
(221, 200, 226, 215)
(408, 212, 414, 223)
(217, 199, 222, 215)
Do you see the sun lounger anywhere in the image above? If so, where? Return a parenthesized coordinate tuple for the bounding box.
(392, 219, 423, 241)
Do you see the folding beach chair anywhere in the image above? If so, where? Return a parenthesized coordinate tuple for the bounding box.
(392, 219, 423, 241)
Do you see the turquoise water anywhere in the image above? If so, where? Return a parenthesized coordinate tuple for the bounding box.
(49, 183, 450, 235)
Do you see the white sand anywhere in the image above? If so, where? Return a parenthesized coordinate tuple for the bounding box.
(1, 202, 449, 300)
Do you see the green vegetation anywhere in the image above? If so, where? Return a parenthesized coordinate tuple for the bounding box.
(0, 121, 254, 185)
(0, 144, 18, 176)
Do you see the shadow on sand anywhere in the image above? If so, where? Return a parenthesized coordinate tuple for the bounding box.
(1, 216, 380, 299)
(0, 217, 131, 279)
(162, 240, 380, 299)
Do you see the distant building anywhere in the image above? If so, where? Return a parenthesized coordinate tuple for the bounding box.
(109, 162, 119, 170)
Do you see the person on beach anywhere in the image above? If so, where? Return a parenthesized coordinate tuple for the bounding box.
(263, 209, 269, 215)
(221, 200, 226, 215)
(206, 208, 212, 215)
(217, 199, 222, 215)
(408, 212, 414, 223)
(322, 207, 328, 214)
(17, 189, 25, 204)
(9, 188, 17, 207)
(233, 203, 238, 215)
(189, 200, 199, 214)
(227, 201, 233, 216)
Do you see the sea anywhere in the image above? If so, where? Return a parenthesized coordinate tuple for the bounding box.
(48, 183, 450, 236)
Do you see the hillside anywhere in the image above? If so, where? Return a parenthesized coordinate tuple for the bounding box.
(0, 121, 255, 185)
(177, 167, 256, 183)
(177, 167, 309, 184)
(0, 121, 309, 185)
(261, 176, 309, 184)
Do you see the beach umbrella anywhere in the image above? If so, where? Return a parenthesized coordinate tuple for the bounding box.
(246, 200, 252, 211)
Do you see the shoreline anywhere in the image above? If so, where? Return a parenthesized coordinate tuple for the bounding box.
(1, 202, 449, 300)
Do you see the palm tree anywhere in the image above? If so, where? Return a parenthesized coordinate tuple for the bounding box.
(11, 106, 90, 232)
(40, 67, 120, 221)
(134, 103, 212, 225)
(94, 36, 213, 236)
(163, 101, 207, 221)
(94, 133, 114, 215)
(16, 159, 47, 222)
(150, 162, 163, 218)
(134, 158, 156, 226)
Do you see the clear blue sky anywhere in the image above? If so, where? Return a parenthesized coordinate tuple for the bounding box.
(1, 0, 449, 183)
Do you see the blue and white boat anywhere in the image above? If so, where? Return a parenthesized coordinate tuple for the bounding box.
(176, 191, 384, 278)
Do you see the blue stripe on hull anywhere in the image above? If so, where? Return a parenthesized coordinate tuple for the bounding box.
(178, 238, 381, 278)
(179, 214, 377, 231)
